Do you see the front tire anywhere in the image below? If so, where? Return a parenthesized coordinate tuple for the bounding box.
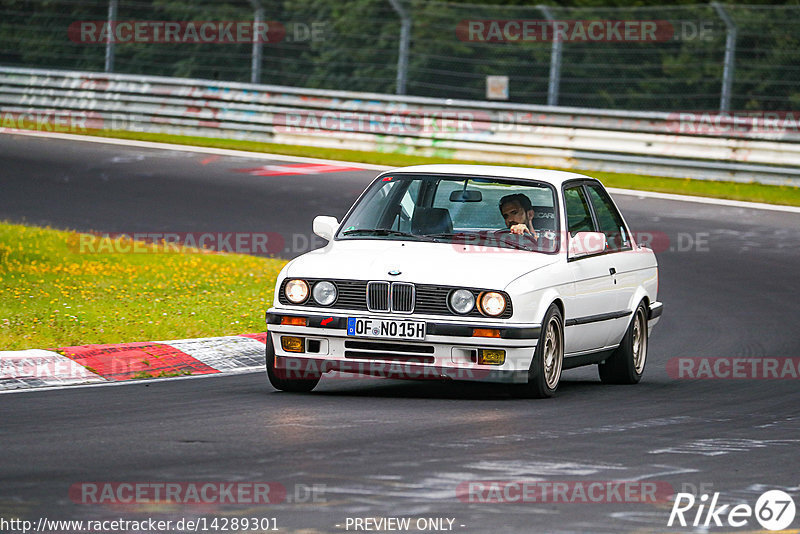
(265, 335, 321, 393)
(598, 302, 648, 384)
(511, 304, 564, 398)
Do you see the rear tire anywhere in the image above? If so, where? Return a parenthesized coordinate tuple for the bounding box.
(510, 304, 563, 398)
(265, 335, 320, 393)
(598, 302, 648, 385)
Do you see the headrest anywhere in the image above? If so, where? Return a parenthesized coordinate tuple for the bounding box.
(531, 206, 557, 232)
(411, 207, 453, 235)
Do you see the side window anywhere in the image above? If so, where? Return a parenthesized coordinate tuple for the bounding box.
(586, 184, 630, 251)
(564, 186, 594, 237)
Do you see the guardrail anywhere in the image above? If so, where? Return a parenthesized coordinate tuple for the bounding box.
(1, 66, 799, 185)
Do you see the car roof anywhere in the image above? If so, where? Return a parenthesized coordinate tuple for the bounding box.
(383, 164, 593, 187)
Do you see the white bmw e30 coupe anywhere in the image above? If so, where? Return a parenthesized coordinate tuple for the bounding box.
(265, 165, 662, 397)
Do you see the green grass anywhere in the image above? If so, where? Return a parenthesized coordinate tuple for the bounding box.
(79, 129, 800, 207)
(0, 222, 286, 350)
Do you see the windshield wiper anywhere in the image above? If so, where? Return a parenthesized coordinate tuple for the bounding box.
(341, 229, 438, 242)
(423, 232, 481, 242)
(425, 231, 536, 251)
(424, 232, 472, 238)
(494, 234, 538, 251)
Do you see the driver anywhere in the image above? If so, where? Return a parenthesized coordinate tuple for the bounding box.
(499, 193, 538, 238)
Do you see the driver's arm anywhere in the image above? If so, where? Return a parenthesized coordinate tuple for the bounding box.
(509, 224, 539, 239)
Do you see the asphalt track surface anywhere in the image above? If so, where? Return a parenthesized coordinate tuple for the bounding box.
(2, 133, 800, 533)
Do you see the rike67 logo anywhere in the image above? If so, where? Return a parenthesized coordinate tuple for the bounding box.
(668, 490, 796, 531)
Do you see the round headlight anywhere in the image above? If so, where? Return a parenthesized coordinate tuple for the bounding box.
(285, 279, 309, 304)
(312, 281, 337, 306)
(480, 292, 506, 317)
(449, 289, 475, 314)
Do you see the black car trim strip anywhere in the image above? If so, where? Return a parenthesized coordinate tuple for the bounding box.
(265, 312, 348, 329)
(266, 312, 541, 339)
(565, 310, 631, 327)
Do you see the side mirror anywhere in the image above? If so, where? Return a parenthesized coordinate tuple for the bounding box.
(313, 216, 339, 241)
(568, 231, 607, 259)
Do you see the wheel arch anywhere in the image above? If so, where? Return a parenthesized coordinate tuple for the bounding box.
(620, 292, 650, 338)
(531, 288, 565, 326)
(626, 288, 651, 319)
(551, 297, 565, 320)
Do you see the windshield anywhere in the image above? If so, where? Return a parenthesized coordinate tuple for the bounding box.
(337, 173, 559, 253)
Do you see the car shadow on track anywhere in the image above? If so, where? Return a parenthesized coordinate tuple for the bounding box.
(267, 376, 656, 401)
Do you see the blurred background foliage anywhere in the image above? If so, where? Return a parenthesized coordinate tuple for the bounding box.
(1, 0, 798, 110)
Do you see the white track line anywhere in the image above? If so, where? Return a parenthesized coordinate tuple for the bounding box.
(3, 129, 392, 170)
(4, 129, 798, 213)
(607, 187, 800, 214)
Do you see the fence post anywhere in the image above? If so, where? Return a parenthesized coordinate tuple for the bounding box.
(250, 0, 264, 84)
(712, 2, 736, 112)
(538, 5, 562, 107)
(104, 0, 117, 72)
(388, 0, 410, 95)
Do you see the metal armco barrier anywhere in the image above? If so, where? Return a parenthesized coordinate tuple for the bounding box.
(1, 66, 799, 186)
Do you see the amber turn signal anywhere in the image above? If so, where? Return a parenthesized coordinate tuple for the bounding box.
(280, 316, 308, 326)
(472, 328, 501, 338)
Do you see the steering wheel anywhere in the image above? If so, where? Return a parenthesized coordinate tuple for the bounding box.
(493, 228, 537, 239)
(492, 228, 539, 249)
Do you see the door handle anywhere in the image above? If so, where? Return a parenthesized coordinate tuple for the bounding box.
(609, 267, 617, 275)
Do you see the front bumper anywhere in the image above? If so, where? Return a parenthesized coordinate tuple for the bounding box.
(648, 301, 663, 320)
(647, 301, 664, 333)
(266, 309, 541, 384)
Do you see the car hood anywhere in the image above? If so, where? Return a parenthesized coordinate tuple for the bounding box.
(285, 239, 560, 290)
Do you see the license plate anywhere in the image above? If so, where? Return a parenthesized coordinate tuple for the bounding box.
(347, 317, 426, 341)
